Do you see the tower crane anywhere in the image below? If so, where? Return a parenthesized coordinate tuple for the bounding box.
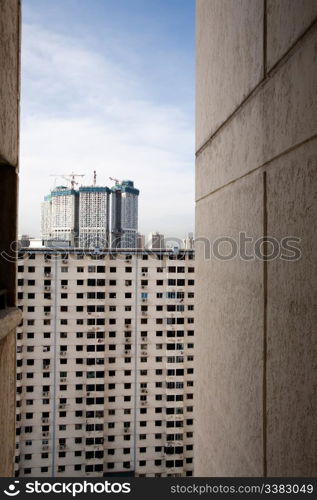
(50, 173, 85, 189)
(109, 177, 120, 185)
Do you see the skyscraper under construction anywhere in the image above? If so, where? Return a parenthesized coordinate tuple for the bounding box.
(41, 176, 139, 249)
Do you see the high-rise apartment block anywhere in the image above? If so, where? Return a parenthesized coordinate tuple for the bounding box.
(15, 248, 195, 477)
(41, 179, 139, 249)
(110, 181, 139, 249)
(79, 187, 111, 248)
(41, 186, 79, 246)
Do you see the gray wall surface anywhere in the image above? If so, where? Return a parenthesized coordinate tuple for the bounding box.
(0, 0, 21, 477)
(195, 0, 317, 476)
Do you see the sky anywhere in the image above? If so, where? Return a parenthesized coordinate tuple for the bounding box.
(19, 0, 195, 239)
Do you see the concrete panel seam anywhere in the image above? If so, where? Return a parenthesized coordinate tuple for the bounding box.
(196, 17, 317, 159)
(263, 0, 267, 77)
(267, 11, 317, 75)
(196, 132, 317, 204)
(263, 171, 268, 477)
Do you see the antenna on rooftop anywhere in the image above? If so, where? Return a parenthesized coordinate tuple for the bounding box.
(93, 171, 97, 186)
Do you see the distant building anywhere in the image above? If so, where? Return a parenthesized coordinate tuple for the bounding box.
(49, 186, 79, 246)
(147, 232, 165, 250)
(18, 235, 31, 248)
(111, 180, 139, 248)
(41, 178, 139, 249)
(182, 233, 194, 250)
(41, 195, 52, 241)
(137, 233, 145, 249)
(79, 186, 110, 248)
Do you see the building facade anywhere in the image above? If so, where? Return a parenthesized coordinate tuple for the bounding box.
(147, 233, 165, 250)
(195, 0, 317, 476)
(41, 195, 52, 242)
(78, 187, 110, 248)
(15, 249, 195, 477)
(0, 0, 21, 477)
(41, 179, 139, 249)
(50, 187, 79, 246)
(111, 181, 139, 249)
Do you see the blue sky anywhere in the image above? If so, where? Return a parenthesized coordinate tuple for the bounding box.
(19, 0, 195, 238)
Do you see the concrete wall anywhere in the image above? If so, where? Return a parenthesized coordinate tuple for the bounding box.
(0, 0, 21, 477)
(195, 0, 317, 476)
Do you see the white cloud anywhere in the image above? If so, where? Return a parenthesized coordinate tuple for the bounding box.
(19, 22, 194, 238)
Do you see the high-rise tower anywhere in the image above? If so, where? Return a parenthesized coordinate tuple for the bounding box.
(111, 180, 139, 248)
(41, 194, 52, 242)
(78, 186, 110, 248)
(42, 186, 79, 246)
(41, 177, 139, 249)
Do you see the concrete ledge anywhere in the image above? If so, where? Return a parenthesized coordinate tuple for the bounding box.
(0, 307, 22, 341)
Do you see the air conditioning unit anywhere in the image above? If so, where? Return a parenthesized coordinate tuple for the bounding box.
(59, 404, 65, 409)
(141, 285, 145, 289)
(124, 428, 130, 433)
(42, 445, 49, 450)
(42, 391, 49, 397)
(141, 401, 147, 406)
(142, 272, 147, 277)
(59, 444, 66, 450)
(124, 350, 129, 355)
(44, 312, 50, 316)
(141, 337, 147, 342)
(141, 298, 147, 302)
(60, 378, 66, 383)
(141, 389, 148, 394)
(42, 418, 49, 423)
(60, 351, 67, 356)
(44, 286, 51, 291)
(62, 260, 68, 264)
(42, 432, 49, 437)
(61, 285, 67, 290)
(141, 351, 147, 356)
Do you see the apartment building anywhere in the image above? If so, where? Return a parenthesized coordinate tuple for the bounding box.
(110, 181, 139, 249)
(41, 179, 139, 249)
(78, 187, 111, 248)
(15, 249, 195, 477)
(49, 186, 79, 245)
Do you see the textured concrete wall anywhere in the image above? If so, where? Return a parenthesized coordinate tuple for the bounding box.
(0, 0, 21, 477)
(195, 0, 317, 476)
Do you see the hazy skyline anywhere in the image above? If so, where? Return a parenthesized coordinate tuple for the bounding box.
(19, 0, 195, 239)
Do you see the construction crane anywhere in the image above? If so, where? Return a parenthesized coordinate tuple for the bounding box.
(50, 173, 85, 189)
(109, 176, 120, 185)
